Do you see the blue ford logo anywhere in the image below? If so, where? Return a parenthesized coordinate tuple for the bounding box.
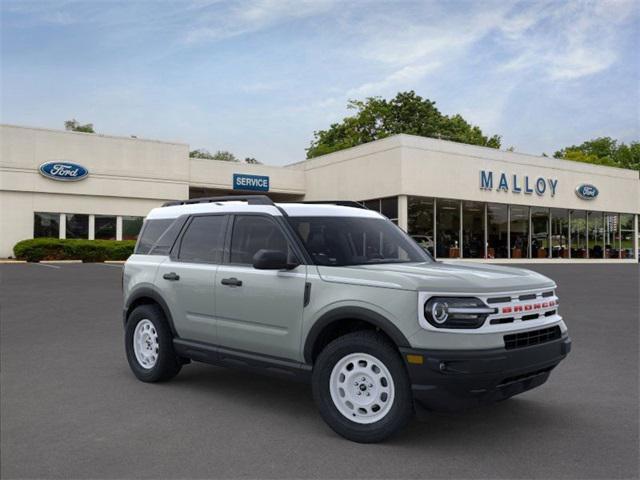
(39, 161, 89, 182)
(575, 184, 598, 200)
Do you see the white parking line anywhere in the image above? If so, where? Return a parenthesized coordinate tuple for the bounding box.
(32, 263, 61, 269)
(99, 263, 123, 268)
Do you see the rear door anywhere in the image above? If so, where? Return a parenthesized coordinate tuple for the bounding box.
(214, 214, 307, 361)
(156, 214, 228, 345)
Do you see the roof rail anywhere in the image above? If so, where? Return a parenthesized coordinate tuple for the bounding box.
(298, 200, 368, 209)
(162, 195, 275, 208)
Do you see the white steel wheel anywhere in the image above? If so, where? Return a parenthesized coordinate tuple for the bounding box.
(133, 319, 159, 369)
(329, 352, 395, 424)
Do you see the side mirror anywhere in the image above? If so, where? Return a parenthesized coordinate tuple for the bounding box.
(252, 249, 298, 270)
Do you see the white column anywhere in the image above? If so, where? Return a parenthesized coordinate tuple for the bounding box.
(116, 216, 123, 241)
(634, 214, 639, 260)
(88, 215, 95, 240)
(59, 214, 66, 239)
(397, 195, 408, 232)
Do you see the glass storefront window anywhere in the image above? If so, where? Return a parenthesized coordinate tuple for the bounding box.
(122, 216, 144, 240)
(462, 201, 484, 258)
(380, 197, 398, 221)
(65, 214, 89, 239)
(570, 210, 587, 258)
(587, 212, 604, 258)
(95, 215, 117, 240)
(604, 213, 619, 258)
(408, 197, 434, 256)
(510, 206, 529, 259)
(551, 209, 569, 258)
(531, 207, 550, 259)
(487, 203, 508, 259)
(436, 199, 460, 258)
(620, 214, 635, 259)
(34, 212, 59, 238)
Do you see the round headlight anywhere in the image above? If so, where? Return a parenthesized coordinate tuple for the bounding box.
(431, 301, 449, 324)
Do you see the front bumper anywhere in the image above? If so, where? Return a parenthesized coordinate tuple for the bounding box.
(400, 335, 571, 411)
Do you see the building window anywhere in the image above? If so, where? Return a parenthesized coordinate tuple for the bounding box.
(604, 213, 620, 259)
(408, 196, 434, 256)
(436, 199, 460, 258)
(551, 209, 569, 258)
(571, 210, 587, 258)
(531, 207, 550, 258)
(487, 203, 508, 259)
(462, 201, 484, 258)
(510, 205, 529, 259)
(620, 214, 635, 259)
(34, 212, 59, 238)
(122, 216, 144, 240)
(588, 212, 604, 258)
(65, 214, 89, 239)
(95, 215, 117, 240)
(363, 197, 399, 223)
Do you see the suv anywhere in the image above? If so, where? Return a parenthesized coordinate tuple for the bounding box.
(123, 195, 571, 443)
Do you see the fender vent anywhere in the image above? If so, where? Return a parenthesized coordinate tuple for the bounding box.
(504, 326, 561, 350)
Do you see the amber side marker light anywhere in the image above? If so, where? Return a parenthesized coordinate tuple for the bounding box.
(406, 354, 424, 365)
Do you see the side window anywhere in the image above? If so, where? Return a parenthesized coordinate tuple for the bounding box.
(178, 215, 226, 263)
(135, 219, 173, 254)
(230, 216, 290, 265)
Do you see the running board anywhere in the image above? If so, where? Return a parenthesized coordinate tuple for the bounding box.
(173, 338, 312, 383)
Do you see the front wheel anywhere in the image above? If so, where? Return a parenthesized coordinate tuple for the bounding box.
(312, 331, 413, 443)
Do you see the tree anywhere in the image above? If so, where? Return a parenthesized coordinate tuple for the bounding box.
(244, 157, 262, 164)
(306, 91, 501, 158)
(64, 119, 94, 133)
(189, 149, 239, 162)
(554, 137, 640, 171)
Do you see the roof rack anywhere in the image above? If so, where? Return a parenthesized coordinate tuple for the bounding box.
(297, 200, 368, 209)
(162, 195, 275, 208)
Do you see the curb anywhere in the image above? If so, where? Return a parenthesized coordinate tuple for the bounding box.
(104, 260, 126, 264)
(0, 259, 27, 264)
(39, 260, 83, 264)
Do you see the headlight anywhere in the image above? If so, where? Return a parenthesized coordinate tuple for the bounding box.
(424, 297, 495, 329)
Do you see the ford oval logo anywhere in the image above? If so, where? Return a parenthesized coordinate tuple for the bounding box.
(575, 184, 598, 200)
(39, 161, 89, 182)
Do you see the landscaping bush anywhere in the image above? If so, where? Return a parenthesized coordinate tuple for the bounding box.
(13, 238, 136, 262)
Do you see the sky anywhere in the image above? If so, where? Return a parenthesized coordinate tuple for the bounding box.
(1, 0, 639, 165)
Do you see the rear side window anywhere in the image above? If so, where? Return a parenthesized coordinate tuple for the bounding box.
(229, 215, 289, 264)
(135, 219, 173, 254)
(177, 215, 227, 263)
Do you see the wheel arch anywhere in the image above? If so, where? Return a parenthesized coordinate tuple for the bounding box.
(303, 306, 410, 364)
(124, 287, 178, 337)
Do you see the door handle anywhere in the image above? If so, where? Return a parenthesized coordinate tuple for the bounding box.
(163, 272, 180, 281)
(221, 277, 242, 287)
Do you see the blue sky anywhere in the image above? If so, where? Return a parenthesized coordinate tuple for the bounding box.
(2, 0, 638, 165)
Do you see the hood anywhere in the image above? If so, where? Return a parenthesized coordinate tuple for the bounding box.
(316, 261, 555, 293)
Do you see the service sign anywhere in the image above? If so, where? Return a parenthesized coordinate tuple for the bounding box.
(39, 161, 89, 182)
(575, 184, 599, 200)
(233, 173, 269, 192)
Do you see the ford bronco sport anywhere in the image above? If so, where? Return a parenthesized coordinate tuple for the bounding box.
(123, 195, 571, 443)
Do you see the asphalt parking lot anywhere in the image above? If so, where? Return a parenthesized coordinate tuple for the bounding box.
(1, 263, 638, 479)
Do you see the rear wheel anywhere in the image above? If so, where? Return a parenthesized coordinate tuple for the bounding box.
(125, 304, 181, 382)
(312, 331, 413, 443)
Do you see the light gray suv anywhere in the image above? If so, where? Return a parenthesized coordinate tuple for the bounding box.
(123, 195, 571, 442)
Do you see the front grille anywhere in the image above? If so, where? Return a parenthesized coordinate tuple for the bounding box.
(504, 326, 561, 350)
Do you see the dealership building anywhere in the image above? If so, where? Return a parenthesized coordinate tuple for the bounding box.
(1, 123, 638, 262)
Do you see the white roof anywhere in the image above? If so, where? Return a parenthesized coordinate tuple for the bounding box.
(146, 201, 382, 220)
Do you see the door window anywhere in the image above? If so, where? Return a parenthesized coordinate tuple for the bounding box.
(230, 216, 289, 264)
(178, 215, 227, 263)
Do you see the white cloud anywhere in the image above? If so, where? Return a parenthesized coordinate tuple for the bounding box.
(347, 63, 440, 97)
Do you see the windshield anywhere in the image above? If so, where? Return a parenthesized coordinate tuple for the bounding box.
(289, 216, 432, 266)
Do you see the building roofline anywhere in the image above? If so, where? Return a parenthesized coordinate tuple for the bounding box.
(0, 123, 189, 147)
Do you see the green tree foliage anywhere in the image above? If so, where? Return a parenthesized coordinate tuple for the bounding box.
(64, 119, 94, 133)
(189, 149, 239, 162)
(244, 157, 262, 164)
(554, 137, 640, 171)
(306, 91, 501, 158)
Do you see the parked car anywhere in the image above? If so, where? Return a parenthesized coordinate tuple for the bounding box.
(123, 195, 571, 443)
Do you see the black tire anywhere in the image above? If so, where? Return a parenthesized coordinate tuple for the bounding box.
(125, 304, 182, 382)
(312, 330, 414, 443)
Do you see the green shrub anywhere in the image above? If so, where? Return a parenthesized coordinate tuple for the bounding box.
(13, 238, 136, 262)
